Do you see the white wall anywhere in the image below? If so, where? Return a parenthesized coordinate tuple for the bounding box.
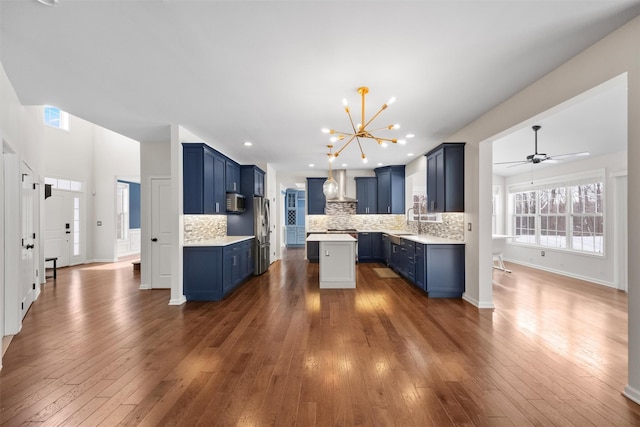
(92, 126, 140, 261)
(498, 150, 626, 287)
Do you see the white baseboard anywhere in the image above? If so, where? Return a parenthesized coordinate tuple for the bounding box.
(503, 258, 616, 289)
(462, 292, 495, 309)
(139, 283, 151, 290)
(169, 296, 186, 306)
(624, 385, 640, 405)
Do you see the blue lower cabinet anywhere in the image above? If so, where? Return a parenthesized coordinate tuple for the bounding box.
(415, 244, 426, 290)
(183, 239, 254, 301)
(425, 244, 465, 298)
(183, 246, 223, 301)
(389, 238, 465, 298)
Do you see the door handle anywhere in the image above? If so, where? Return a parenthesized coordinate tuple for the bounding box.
(151, 238, 158, 242)
(65, 231, 71, 234)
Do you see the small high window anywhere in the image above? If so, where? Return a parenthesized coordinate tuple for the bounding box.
(43, 106, 69, 131)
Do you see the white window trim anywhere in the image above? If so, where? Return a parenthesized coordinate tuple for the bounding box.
(507, 169, 606, 256)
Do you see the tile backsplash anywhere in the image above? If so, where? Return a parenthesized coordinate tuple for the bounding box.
(183, 215, 227, 243)
(308, 212, 464, 241)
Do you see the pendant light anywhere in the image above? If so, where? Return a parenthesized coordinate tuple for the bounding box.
(322, 144, 338, 199)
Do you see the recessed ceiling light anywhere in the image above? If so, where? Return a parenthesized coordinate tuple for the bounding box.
(341, 163, 348, 167)
(36, 0, 59, 5)
(309, 163, 315, 167)
(406, 134, 415, 139)
(408, 153, 414, 156)
(377, 162, 383, 166)
(243, 141, 252, 146)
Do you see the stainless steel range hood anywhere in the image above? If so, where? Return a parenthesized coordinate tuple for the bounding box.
(326, 169, 356, 202)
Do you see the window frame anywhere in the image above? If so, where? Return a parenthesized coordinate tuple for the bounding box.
(43, 106, 69, 131)
(507, 171, 605, 256)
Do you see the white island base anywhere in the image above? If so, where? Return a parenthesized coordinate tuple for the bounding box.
(307, 234, 357, 289)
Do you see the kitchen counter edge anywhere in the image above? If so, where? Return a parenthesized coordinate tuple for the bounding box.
(183, 236, 254, 247)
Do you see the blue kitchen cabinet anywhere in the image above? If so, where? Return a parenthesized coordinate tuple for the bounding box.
(306, 232, 320, 262)
(382, 234, 391, 265)
(225, 159, 241, 193)
(355, 177, 377, 214)
(375, 165, 405, 214)
(183, 239, 255, 301)
(425, 244, 465, 298)
(183, 143, 226, 214)
(306, 178, 326, 215)
(401, 239, 416, 282)
(358, 232, 383, 262)
(253, 167, 265, 197)
(183, 246, 223, 300)
(415, 243, 426, 290)
(426, 143, 465, 213)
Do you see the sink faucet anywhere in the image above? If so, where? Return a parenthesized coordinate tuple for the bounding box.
(406, 207, 422, 235)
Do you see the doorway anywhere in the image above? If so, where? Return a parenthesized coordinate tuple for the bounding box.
(116, 179, 141, 258)
(150, 178, 172, 289)
(44, 184, 85, 268)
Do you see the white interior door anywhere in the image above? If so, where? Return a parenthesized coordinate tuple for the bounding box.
(20, 166, 36, 320)
(151, 178, 172, 289)
(44, 189, 84, 267)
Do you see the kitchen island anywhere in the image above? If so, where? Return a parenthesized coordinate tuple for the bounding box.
(306, 233, 357, 289)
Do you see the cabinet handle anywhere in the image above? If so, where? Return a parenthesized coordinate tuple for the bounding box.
(430, 200, 435, 211)
(387, 206, 390, 213)
(216, 202, 220, 213)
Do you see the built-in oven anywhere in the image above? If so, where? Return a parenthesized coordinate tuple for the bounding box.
(327, 229, 358, 262)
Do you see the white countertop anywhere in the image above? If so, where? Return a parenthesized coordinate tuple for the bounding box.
(183, 236, 254, 247)
(305, 230, 463, 245)
(306, 233, 356, 242)
(396, 235, 465, 245)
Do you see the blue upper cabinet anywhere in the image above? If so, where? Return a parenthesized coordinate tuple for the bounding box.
(375, 165, 405, 214)
(306, 178, 326, 215)
(426, 143, 465, 213)
(225, 159, 241, 193)
(355, 177, 377, 214)
(183, 143, 226, 214)
(240, 165, 265, 197)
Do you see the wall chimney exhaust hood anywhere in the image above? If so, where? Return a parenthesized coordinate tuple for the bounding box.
(326, 170, 356, 202)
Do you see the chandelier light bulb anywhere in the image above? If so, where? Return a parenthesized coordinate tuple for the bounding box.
(322, 128, 330, 134)
(330, 136, 337, 143)
(328, 155, 335, 162)
(362, 157, 368, 164)
(381, 142, 388, 148)
(393, 124, 400, 129)
(398, 139, 406, 145)
(342, 98, 348, 106)
(387, 97, 396, 105)
(406, 133, 415, 138)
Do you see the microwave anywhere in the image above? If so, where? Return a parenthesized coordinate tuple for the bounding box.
(226, 193, 246, 213)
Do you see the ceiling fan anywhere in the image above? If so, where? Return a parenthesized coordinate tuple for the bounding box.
(494, 125, 590, 168)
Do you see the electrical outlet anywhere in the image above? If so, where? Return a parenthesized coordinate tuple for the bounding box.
(467, 223, 472, 231)
(541, 250, 545, 257)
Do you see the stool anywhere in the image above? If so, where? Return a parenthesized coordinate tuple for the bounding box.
(45, 257, 58, 279)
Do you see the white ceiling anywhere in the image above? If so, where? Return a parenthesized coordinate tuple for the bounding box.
(1, 1, 638, 173)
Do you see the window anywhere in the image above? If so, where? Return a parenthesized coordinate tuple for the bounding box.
(117, 182, 130, 240)
(492, 185, 500, 234)
(571, 182, 604, 253)
(45, 177, 82, 192)
(539, 187, 567, 248)
(513, 191, 536, 245)
(509, 175, 604, 255)
(43, 106, 69, 130)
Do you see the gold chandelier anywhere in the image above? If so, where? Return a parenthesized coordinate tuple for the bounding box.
(322, 86, 404, 164)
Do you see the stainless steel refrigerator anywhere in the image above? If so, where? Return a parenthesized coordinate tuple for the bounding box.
(254, 197, 270, 275)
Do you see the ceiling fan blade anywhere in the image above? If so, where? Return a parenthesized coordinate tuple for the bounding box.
(548, 151, 590, 159)
(506, 161, 530, 168)
(494, 159, 530, 165)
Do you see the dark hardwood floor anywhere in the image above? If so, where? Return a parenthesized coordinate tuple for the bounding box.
(1, 248, 639, 426)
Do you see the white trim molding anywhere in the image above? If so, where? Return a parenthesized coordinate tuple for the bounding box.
(169, 296, 186, 306)
(624, 385, 640, 406)
(462, 292, 495, 309)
